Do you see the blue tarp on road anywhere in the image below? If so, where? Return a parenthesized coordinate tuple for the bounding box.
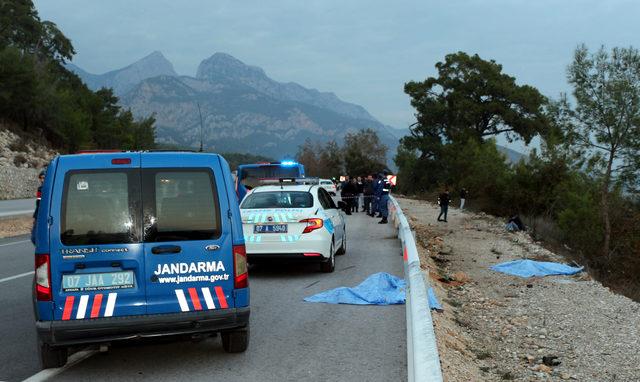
(304, 272, 406, 305)
(490, 259, 583, 278)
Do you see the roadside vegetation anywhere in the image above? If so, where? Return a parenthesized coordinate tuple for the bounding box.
(0, 0, 156, 152)
(396, 50, 640, 301)
(295, 128, 389, 178)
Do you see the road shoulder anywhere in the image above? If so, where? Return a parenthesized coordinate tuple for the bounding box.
(0, 216, 32, 239)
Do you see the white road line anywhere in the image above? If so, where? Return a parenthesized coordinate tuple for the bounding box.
(0, 239, 30, 248)
(22, 349, 98, 382)
(0, 271, 34, 283)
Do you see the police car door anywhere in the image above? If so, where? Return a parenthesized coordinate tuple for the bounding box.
(141, 154, 234, 314)
(48, 154, 147, 320)
(317, 188, 343, 244)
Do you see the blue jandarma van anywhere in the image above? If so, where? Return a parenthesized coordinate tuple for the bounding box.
(33, 151, 249, 368)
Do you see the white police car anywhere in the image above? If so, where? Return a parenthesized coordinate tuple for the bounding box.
(319, 179, 337, 196)
(239, 181, 346, 272)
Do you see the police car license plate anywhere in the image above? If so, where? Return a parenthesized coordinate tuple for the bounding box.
(254, 224, 288, 233)
(62, 271, 135, 292)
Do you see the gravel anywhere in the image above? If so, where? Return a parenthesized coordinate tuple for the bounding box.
(398, 197, 640, 382)
(0, 128, 56, 200)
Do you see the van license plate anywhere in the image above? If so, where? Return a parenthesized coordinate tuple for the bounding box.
(62, 271, 135, 292)
(254, 224, 288, 233)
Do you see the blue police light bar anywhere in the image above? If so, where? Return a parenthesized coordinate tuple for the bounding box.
(280, 161, 298, 166)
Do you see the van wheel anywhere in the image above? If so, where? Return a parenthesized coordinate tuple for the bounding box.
(320, 243, 335, 273)
(336, 228, 347, 255)
(221, 327, 249, 353)
(39, 341, 67, 369)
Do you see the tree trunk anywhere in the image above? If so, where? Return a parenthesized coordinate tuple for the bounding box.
(601, 150, 615, 260)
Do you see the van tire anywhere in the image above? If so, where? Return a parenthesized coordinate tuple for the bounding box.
(39, 342, 67, 369)
(320, 243, 335, 273)
(221, 327, 249, 353)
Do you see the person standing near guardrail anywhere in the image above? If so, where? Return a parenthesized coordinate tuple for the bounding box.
(437, 187, 451, 222)
(378, 173, 391, 224)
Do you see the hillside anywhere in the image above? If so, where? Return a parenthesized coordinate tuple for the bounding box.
(68, 52, 404, 159)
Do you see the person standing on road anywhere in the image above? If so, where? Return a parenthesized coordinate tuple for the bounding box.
(31, 170, 45, 244)
(378, 173, 391, 224)
(459, 187, 468, 210)
(363, 175, 374, 216)
(340, 176, 354, 215)
(348, 178, 358, 213)
(437, 187, 451, 222)
(356, 176, 364, 212)
(372, 174, 383, 218)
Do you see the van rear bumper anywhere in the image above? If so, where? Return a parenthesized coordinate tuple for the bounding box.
(37, 307, 250, 346)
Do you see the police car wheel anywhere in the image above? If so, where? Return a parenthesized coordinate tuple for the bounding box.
(221, 327, 250, 353)
(336, 228, 347, 255)
(320, 243, 335, 273)
(39, 341, 67, 369)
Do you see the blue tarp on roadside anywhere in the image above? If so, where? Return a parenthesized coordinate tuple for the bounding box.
(490, 259, 583, 278)
(427, 287, 443, 311)
(304, 272, 406, 305)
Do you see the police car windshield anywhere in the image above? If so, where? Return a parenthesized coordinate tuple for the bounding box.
(240, 166, 301, 188)
(241, 191, 313, 209)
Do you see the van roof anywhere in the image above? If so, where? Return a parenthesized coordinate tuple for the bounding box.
(61, 151, 223, 159)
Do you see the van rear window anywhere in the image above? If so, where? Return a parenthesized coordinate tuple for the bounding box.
(61, 170, 140, 245)
(142, 169, 221, 242)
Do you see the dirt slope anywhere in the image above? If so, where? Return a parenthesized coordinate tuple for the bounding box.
(397, 197, 640, 382)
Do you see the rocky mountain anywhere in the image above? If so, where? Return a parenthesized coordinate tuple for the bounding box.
(68, 52, 404, 159)
(66, 51, 177, 95)
(196, 53, 376, 122)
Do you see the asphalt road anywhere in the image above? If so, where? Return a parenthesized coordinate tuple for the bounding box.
(1, 212, 406, 382)
(0, 198, 35, 218)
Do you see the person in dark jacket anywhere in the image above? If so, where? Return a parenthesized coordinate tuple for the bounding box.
(340, 176, 354, 215)
(437, 187, 451, 222)
(459, 188, 468, 210)
(31, 170, 46, 244)
(347, 178, 359, 213)
(363, 175, 374, 216)
(378, 174, 391, 224)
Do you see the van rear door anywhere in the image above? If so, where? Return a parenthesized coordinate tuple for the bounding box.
(140, 153, 235, 314)
(48, 154, 146, 320)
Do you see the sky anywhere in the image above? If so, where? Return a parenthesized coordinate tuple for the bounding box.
(34, 0, 640, 152)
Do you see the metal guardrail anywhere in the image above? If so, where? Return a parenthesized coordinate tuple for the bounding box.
(389, 196, 443, 382)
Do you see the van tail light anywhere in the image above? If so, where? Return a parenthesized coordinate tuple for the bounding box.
(233, 245, 248, 289)
(35, 254, 51, 301)
(300, 218, 323, 234)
